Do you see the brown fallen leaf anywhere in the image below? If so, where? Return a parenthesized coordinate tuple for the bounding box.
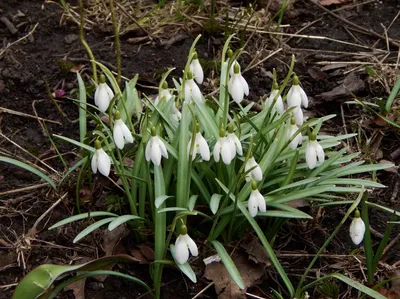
(319, 0, 351, 6)
(65, 279, 86, 299)
(240, 236, 271, 266)
(129, 244, 155, 264)
(318, 72, 365, 102)
(204, 250, 264, 299)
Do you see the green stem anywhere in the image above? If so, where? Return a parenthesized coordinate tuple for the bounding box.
(109, 0, 121, 85)
(78, 0, 97, 83)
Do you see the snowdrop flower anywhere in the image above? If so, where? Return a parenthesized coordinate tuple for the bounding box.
(187, 124, 210, 161)
(145, 127, 168, 166)
(190, 52, 204, 85)
(154, 82, 172, 105)
(228, 63, 249, 104)
(227, 124, 242, 157)
(184, 71, 203, 104)
(265, 81, 284, 115)
(245, 155, 262, 182)
(287, 75, 308, 125)
(213, 128, 234, 165)
(174, 224, 198, 264)
(248, 181, 266, 217)
(94, 74, 114, 113)
(305, 133, 325, 169)
(287, 116, 302, 150)
(91, 140, 111, 176)
(171, 104, 181, 122)
(349, 210, 365, 245)
(113, 111, 134, 150)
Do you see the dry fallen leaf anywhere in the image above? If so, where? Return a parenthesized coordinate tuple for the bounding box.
(65, 279, 86, 299)
(240, 237, 271, 266)
(318, 72, 365, 101)
(204, 251, 264, 299)
(319, 0, 351, 6)
(129, 244, 155, 264)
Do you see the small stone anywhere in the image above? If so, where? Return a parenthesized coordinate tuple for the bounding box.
(64, 34, 79, 44)
(88, 281, 104, 291)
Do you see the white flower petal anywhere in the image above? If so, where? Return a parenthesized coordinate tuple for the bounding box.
(350, 218, 365, 245)
(94, 83, 113, 113)
(221, 139, 233, 164)
(184, 83, 192, 104)
(248, 191, 259, 217)
(305, 142, 317, 169)
(120, 122, 133, 144)
(252, 164, 263, 181)
(315, 142, 325, 164)
(294, 108, 304, 126)
(91, 154, 98, 174)
(184, 234, 199, 257)
(190, 59, 204, 85)
(97, 149, 111, 176)
(158, 137, 169, 159)
(175, 236, 189, 264)
(240, 75, 249, 96)
(229, 59, 239, 76)
(288, 125, 301, 150)
(228, 133, 242, 156)
(113, 124, 125, 150)
(255, 190, 266, 213)
(299, 86, 308, 108)
(145, 138, 153, 162)
(228, 75, 244, 104)
(197, 133, 210, 161)
(287, 85, 301, 110)
(151, 142, 162, 166)
(275, 96, 284, 114)
(213, 138, 223, 162)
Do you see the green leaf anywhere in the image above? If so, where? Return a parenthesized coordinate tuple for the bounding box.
(210, 194, 223, 214)
(12, 255, 138, 299)
(108, 215, 142, 231)
(170, 244, 197, 283)
(76, 72, 87, 143)
(210, 240, 244, 289)
(48, 212, 118, 230)
(53, 134, 95, 153)
(73, 217, 116, 243)
(0, 156, 56, 190)
(155, 195, 173, 209)
(188, 195, 198, 212)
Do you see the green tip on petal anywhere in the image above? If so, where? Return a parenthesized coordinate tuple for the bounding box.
(151, 126, 157, 137)
(251, 181, 257, 191)
(293, 75, 299, 86)
(272, 81, 279, 90)
(310, 132, 317, 141)
(187, 71, 193, 80)
(193, 52, 198, 60)
(290, 116, 296, 125)
(354, 209, 361, 218)
(162, 81, 168, 89)
(180, 224, 188, 235)
(99, 74, 106, 84)
(228, 123, 234, 133)
(114, 110, 121, 120)
(233, 63, 240, 74)
(94, 139, 102, 150)
(219, 127, 226, 138)
(227, 49, 233, 58)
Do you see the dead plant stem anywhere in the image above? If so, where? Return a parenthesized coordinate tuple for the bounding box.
(109, 0, 121, 85)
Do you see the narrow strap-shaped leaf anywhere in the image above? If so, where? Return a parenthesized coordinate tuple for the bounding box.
(73, 217, 116, 243)
(48, 212, 118, 230)
(210, 240, 244, 289)
(108, 215, 142, 231)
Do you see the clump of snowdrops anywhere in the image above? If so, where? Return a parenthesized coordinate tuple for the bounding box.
(12, 35, 394, 299)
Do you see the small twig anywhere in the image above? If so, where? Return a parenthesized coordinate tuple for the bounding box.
(0, 17, 18, 35)
(0, 183, 50, 197)
(306, 0, 400, 49)
(192, 282, 215, 299)
(0, 106, 62, 124)
(0, 23, 38, 57)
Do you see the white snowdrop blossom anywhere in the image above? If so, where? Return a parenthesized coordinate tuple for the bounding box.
(187, 126, 210, 161)
(349, 210, 365, 245)
(154, 82, 172, 105)
(248, 182, 266, 217)
(227, 125, 242, 157)
(91, 140, 111, 177)
(245, 156, 262, 182)
(228, 63, 249, 104)
(184, 72, 203, 104)
(190, 53, 204, 84)
(213, 129, 235, 165)
(113, 111, 133, 150)
(305, 134, 324, 169)
(266, 83, 284, 115)
(174, 225, 198, 264)
(287, 117, 302, 150)
(94, 74, 114, 113)
(171, 105, 181, 122)
(287, 75, 308, 125)
(145, 127, 168, 166)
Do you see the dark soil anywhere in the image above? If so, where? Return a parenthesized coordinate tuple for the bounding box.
(1, 0, 400, 298)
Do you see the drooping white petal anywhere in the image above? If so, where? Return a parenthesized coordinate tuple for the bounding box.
(113, 123, 125, 150)
(184, 83, 193, 104)
(287, 85, 301, 112)
(213, 139, 222, 163)
(190, 59, 204, 85)
(227, 133, 243, 156)
(171, 106, 181, 122)
(196, 133, 210, 161)
(120, 121, 134, 144)
(248, 190, 259, 217)
(185, 79, 203, 104)
(91, 154, 98, 174)
(145, 138, 153, 162)
(350, 217, 365, 245)
(97, 149, 111, 176)
(228, 74, 244, 104)
(245, 157, 262, 182)
(299, 86, 308, 108)
(221, 138, 234, 164)
(151, 142, 162, 166)
(288, 124, 302, 150)
(293, 108, 304, 126)
(94, 83, 114, 113)
(240, 75, 249, 96)
(187, 137, 197, 160)
(267, 90, 284, 115)
(255, 190, 266, 213)
(155, 89, 172, 105)
(184, 234, 199, 257)
(158, 137, 169, 159)
(305, 142, 317, 169)
(175, 235, 189, 264)
(315, 142, 325, 164)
